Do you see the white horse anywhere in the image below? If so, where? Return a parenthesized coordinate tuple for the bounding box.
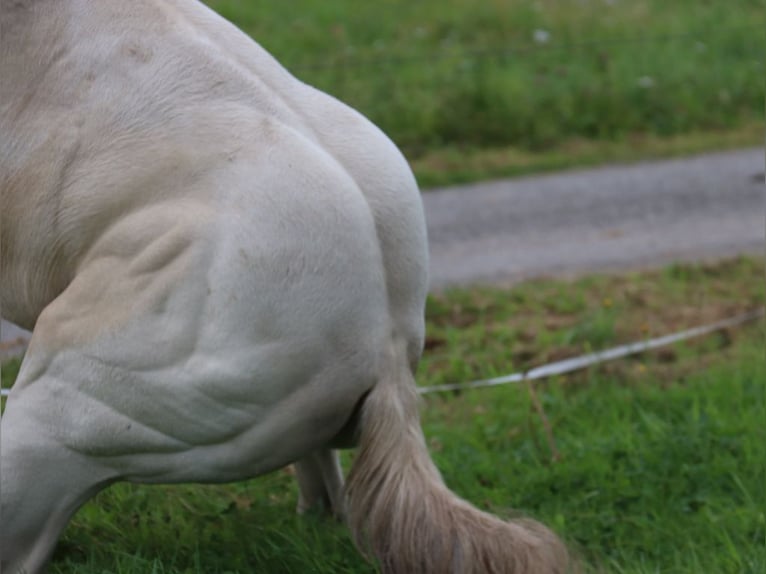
(0, 1, 570, 572)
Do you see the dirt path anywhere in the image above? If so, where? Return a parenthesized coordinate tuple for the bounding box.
(3, 147, 763, 353)
(425, 147, 763, 288)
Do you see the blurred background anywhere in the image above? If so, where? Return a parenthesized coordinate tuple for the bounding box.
(206, 0, 764, 185)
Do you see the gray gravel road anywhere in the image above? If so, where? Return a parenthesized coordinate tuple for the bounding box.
(425, 147, 764, 287)
(2, 147, 764, 352)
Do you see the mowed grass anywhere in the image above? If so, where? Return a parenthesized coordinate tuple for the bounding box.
(2, 256, 764, 573)
(202, 0, 764, 184)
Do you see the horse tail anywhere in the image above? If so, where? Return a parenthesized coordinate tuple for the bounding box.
(344, 344, 572, 574)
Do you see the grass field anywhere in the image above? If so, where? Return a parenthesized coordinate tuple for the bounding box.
(201, 0, 764, 184)
(2, 256, 764, 573)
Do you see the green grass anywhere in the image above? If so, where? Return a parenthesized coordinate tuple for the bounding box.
(2, 256, 764, 573)
(410, 122, 764, 187)
(201, 0, 764, 184)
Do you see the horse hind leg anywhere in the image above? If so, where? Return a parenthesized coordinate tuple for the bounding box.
(294, 448, 345, 519)
(1, 387, 116, 574)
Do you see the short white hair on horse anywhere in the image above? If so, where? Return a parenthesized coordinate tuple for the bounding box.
(0, 1, 570, 572)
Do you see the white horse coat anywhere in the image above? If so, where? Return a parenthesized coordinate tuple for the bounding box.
(0, 2, 568, 573)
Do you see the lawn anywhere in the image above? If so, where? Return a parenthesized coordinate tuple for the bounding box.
(201, 0, 764, 184)
(2, 256, 764, 573)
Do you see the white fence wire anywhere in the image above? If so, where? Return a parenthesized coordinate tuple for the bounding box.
(417, 309, 764, 395)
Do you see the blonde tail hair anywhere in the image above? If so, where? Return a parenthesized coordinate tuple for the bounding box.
(345, 351, 571, 574)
